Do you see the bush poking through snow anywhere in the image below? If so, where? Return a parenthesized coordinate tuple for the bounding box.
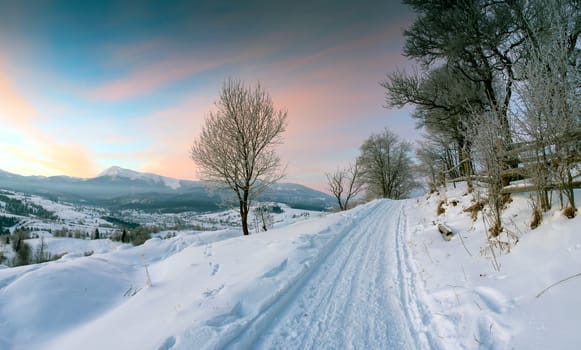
(563, 207, 577, 219)
(500, 194, 513, 208)
(463, 201, 484, 221)
(530, 207, 542, 230)
(437, 200, 446, 216)
(488, 221, 502, 238)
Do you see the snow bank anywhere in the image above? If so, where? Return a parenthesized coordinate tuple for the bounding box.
(406, 183, 581, 349)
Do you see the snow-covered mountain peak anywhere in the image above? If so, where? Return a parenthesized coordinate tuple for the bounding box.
(98, 166, 138, 178)
(97, 166, 181, 190)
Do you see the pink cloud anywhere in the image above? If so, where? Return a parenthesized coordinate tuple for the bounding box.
(88, 31, 289, 102)
(88, 57, 230, 102)
(0, 68, 39, 123)
(107, 39, 164, 66)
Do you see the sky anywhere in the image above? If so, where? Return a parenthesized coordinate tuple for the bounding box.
(0, 0, 419, 192)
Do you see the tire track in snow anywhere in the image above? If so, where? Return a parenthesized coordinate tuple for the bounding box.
(199, 202, 379, 350)
(394, 202, 442, 350)
(225, 200, 419, 349)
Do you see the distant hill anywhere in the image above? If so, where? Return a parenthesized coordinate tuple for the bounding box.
(0, 167, 334, 212)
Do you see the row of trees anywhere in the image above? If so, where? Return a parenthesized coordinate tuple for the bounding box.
(382, 0, 580, 233)
(0, 194, 56, 220)
(326, 129, 418, 211)
(1, 230, 59, 267)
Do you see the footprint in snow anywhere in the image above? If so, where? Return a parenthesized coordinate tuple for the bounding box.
(203, 244, 212, 257)
(204, 244, 212, 257)
(157, 336, 176, 350)
(203, 284, 224, 298)
(210, 262, 220, 276)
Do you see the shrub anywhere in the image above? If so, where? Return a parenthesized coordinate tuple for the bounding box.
(464, 201, 485, 221)
(563, 207, 577, 219)
(14, 242, 31, 266)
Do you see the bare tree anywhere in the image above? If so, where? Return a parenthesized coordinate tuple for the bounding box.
(253, 204, 274, 232)
(190, 79, 287, 235)
(415, 139, 447, 193)
(358, 128, 418, 199)
(326, 162, 363, 211)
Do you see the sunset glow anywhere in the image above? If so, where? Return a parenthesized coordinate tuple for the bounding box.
(0, 0, 418, 191)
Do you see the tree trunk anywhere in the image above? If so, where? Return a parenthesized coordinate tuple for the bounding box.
(335, 195, 345, 211)
(240, 189, 250, 235)
(261, 211, 268, 232)
(566, 168, 576, 210)
(240, 204, 250, 235)
(458, 140, 473, 191)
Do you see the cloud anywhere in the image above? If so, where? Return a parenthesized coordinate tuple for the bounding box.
(0, 62, 98, 177)
(0, 69, 39, 124)
(87, 30, 288, 103)
(87, 57, 229, 102)
(125, 23, 413, 187)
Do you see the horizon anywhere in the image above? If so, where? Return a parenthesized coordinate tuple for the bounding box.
(0, 0, 419, 192)
(0, 165, 331, 191)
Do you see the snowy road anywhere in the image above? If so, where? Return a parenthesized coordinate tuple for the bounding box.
(2, 199, 436, 350)
(227, 200, 429, 349)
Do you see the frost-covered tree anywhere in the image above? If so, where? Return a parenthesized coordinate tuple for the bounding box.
(191, 79, 287, 235)
(512, 0, 580, 215)
(383, 66, 485, 188)
(358, 128, 417, 199)
(401, 0, 522, 147)
(469, 113, 506, 236)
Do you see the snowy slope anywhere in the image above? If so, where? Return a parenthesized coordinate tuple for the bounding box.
(406, 184, 581, 349)
(1, 201, 425, 350)
(0, 186, 579, 349)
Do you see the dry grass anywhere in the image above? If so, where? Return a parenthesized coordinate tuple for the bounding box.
(563, 207, 577, 219)
(530, 207, 542, 229)
(489, 223, 501, 237)
(437, 200, 446, 216)
(464, 202, 485, 221)
(500, 194, 513, 208)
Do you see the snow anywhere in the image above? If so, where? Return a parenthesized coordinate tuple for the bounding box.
(0, 184, 579, 349)
(406, 183, 581, 349)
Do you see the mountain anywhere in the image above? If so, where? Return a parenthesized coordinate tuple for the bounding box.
(0, 167, 334, 212)
(97, 166, 181, 190)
